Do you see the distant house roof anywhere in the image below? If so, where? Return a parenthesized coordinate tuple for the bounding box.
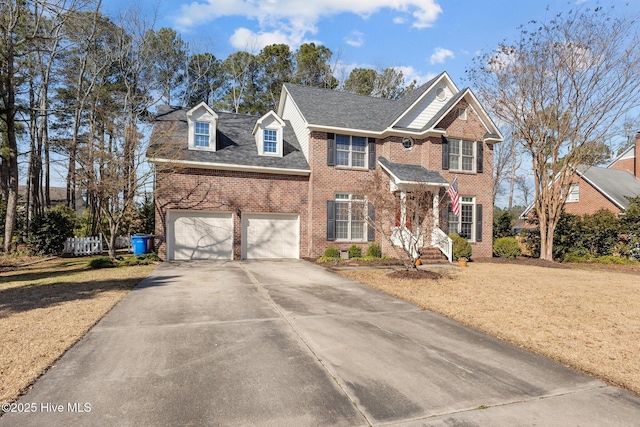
(378, 157, 449, 186)
(576, 165, 640, 210)
(148, 106, 310, 174)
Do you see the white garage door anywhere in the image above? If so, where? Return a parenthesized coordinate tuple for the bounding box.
(167, 211, 233, 260)
(242, 213, 299, 259)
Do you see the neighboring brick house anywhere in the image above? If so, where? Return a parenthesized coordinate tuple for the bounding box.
(522, 133, 640, 219)
(148, 72, 503, 261)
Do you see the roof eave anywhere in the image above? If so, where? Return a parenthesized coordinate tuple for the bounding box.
(148, 157, 311, 176)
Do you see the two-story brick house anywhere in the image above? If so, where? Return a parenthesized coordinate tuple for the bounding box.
(148, 72, 503, 261)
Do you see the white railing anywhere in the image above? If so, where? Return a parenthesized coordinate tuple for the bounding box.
(391, 226, 424, 259)
(431, 227, 453, 263)
(63, 234, 103, 256)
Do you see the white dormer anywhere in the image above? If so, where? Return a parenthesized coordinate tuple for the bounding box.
(253, 110, 286, 157)
(186, 102, 218, 151)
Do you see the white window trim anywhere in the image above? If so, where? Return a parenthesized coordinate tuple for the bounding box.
(335, 134, 368, 169)
(194, 121, 210, 147)
(449, 138, 476, 173)
(458, 107, 467, 121)
(335, 193, 368, 242)
(186, 102, 218, 152)
(253, 110, 285, 157)
(449, 196, 476, 242)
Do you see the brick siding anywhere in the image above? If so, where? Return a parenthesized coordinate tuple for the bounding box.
(563, 175, 620, 216)
(154, 167, 309, 259)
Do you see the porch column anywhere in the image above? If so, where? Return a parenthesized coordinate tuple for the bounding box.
(400, 191, 407, 226)
(433, 191, 439, 228)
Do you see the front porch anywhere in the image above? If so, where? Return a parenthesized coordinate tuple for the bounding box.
(378, 157, 453, 263)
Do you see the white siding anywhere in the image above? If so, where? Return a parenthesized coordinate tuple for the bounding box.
(281, 95, 311, 161)
(395, 84, 456, 130)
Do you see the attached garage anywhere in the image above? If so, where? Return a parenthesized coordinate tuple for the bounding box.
(167, 211, 233, 260)
(242, 213, 300, 259)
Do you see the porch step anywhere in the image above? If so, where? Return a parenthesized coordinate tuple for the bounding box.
(420, 247, 449, 264)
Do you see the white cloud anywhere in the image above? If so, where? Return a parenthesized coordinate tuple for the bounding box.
(345, 30, 364, 47)
(429, 47, 454, 65)
(393, 16, 406, 24)
(393, 65, 436, 85)
(175, 0, 443, 47)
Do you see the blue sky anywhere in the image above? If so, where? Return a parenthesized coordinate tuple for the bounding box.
(105, 0, 640, 87)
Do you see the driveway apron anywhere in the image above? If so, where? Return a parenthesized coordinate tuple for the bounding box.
(2, 260, 640, 426)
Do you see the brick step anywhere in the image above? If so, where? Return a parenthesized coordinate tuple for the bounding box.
(419, 247, 449, 264)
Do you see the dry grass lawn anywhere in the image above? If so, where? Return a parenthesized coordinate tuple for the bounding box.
(339, 263, 640, 395)
(0, 258, 156, 403)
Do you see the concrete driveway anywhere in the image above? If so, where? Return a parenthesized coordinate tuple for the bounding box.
(2, 260, 640, 426)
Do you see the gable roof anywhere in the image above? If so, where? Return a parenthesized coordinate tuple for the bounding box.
(576, 165, 640, 210)
(378, 157, 448, 186)
(148, 106, 310, 175)
(281, 72, 503, 141)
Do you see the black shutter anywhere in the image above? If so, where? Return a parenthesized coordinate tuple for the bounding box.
(367, 202, 375, 242)
(442, 137, 449, 170)
(368, 137, 376, 169)
(477, 141, 484, 173)
(327, 200, 336, 241)
(327, 133, 335, 166)
(476, 204, 483, 242)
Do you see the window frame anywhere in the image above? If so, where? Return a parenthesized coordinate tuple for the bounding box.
(334, 193, 368, 242)
(458, 107, 467, 121)
(448, 196, 476, 241)
(335, 134, 368, 169)
(263, 128, 277, 154)
(566, 183, 580, 203)
(194, 121, 210, 148)
(448, 138, 476, 173)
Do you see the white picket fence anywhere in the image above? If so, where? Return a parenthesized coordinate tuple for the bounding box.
(63, 234, 103, 256)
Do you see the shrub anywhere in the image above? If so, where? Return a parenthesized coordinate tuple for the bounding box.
(120, 253, 161, 266)
(323, 246, 340, 258)
(316, 256, 343, 264)
(348, 244, 362, 258)
(493, 209, 515, 239)
(519, 228, 541, 258)
(593, 255, 637, 265)
(27, 206, 75, 255)
(366, 243, 382, 258)
(493, 237, 522, 259)
(89, 256, 116, 269)
(562, 248, 593, 263)
(449, 234, 472, 260)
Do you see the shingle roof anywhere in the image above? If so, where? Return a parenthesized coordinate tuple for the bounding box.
(282, 73, 444, 132)
(378, 156, 449, 185)
(149, 106, 310, 172)
(577, 165, 640, 209)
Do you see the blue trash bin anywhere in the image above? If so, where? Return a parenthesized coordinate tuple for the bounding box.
(132, 235, 150, 255)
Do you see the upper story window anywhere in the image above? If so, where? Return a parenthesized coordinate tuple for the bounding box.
(449, 139, 475, 172)
(336, 135, 367, 168)
(253, 110, 285, 157)
(458, 107, 467, 121)
(187, 102, 218, 151)
(566, 183, 580, 202)
(264, 129, 277, 153)
(195, 122, 210, 147)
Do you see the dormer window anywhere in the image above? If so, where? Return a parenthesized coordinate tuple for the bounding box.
(253, 110, 286, 157)
(264, 129, 277, 153)
(195, 122, 210, 147)
(186, 102, 218, 151)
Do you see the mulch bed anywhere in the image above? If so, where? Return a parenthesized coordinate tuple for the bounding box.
(387, 270, 442, 280)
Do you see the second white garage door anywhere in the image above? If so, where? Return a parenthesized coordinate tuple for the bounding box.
(242, 213, 299, 259)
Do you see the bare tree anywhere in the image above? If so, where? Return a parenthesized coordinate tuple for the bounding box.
(361, 172, 438, 269)
(469, 5, 640, 260)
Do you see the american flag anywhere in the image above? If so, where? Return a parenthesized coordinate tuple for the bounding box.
(446, 176, 460, 217)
